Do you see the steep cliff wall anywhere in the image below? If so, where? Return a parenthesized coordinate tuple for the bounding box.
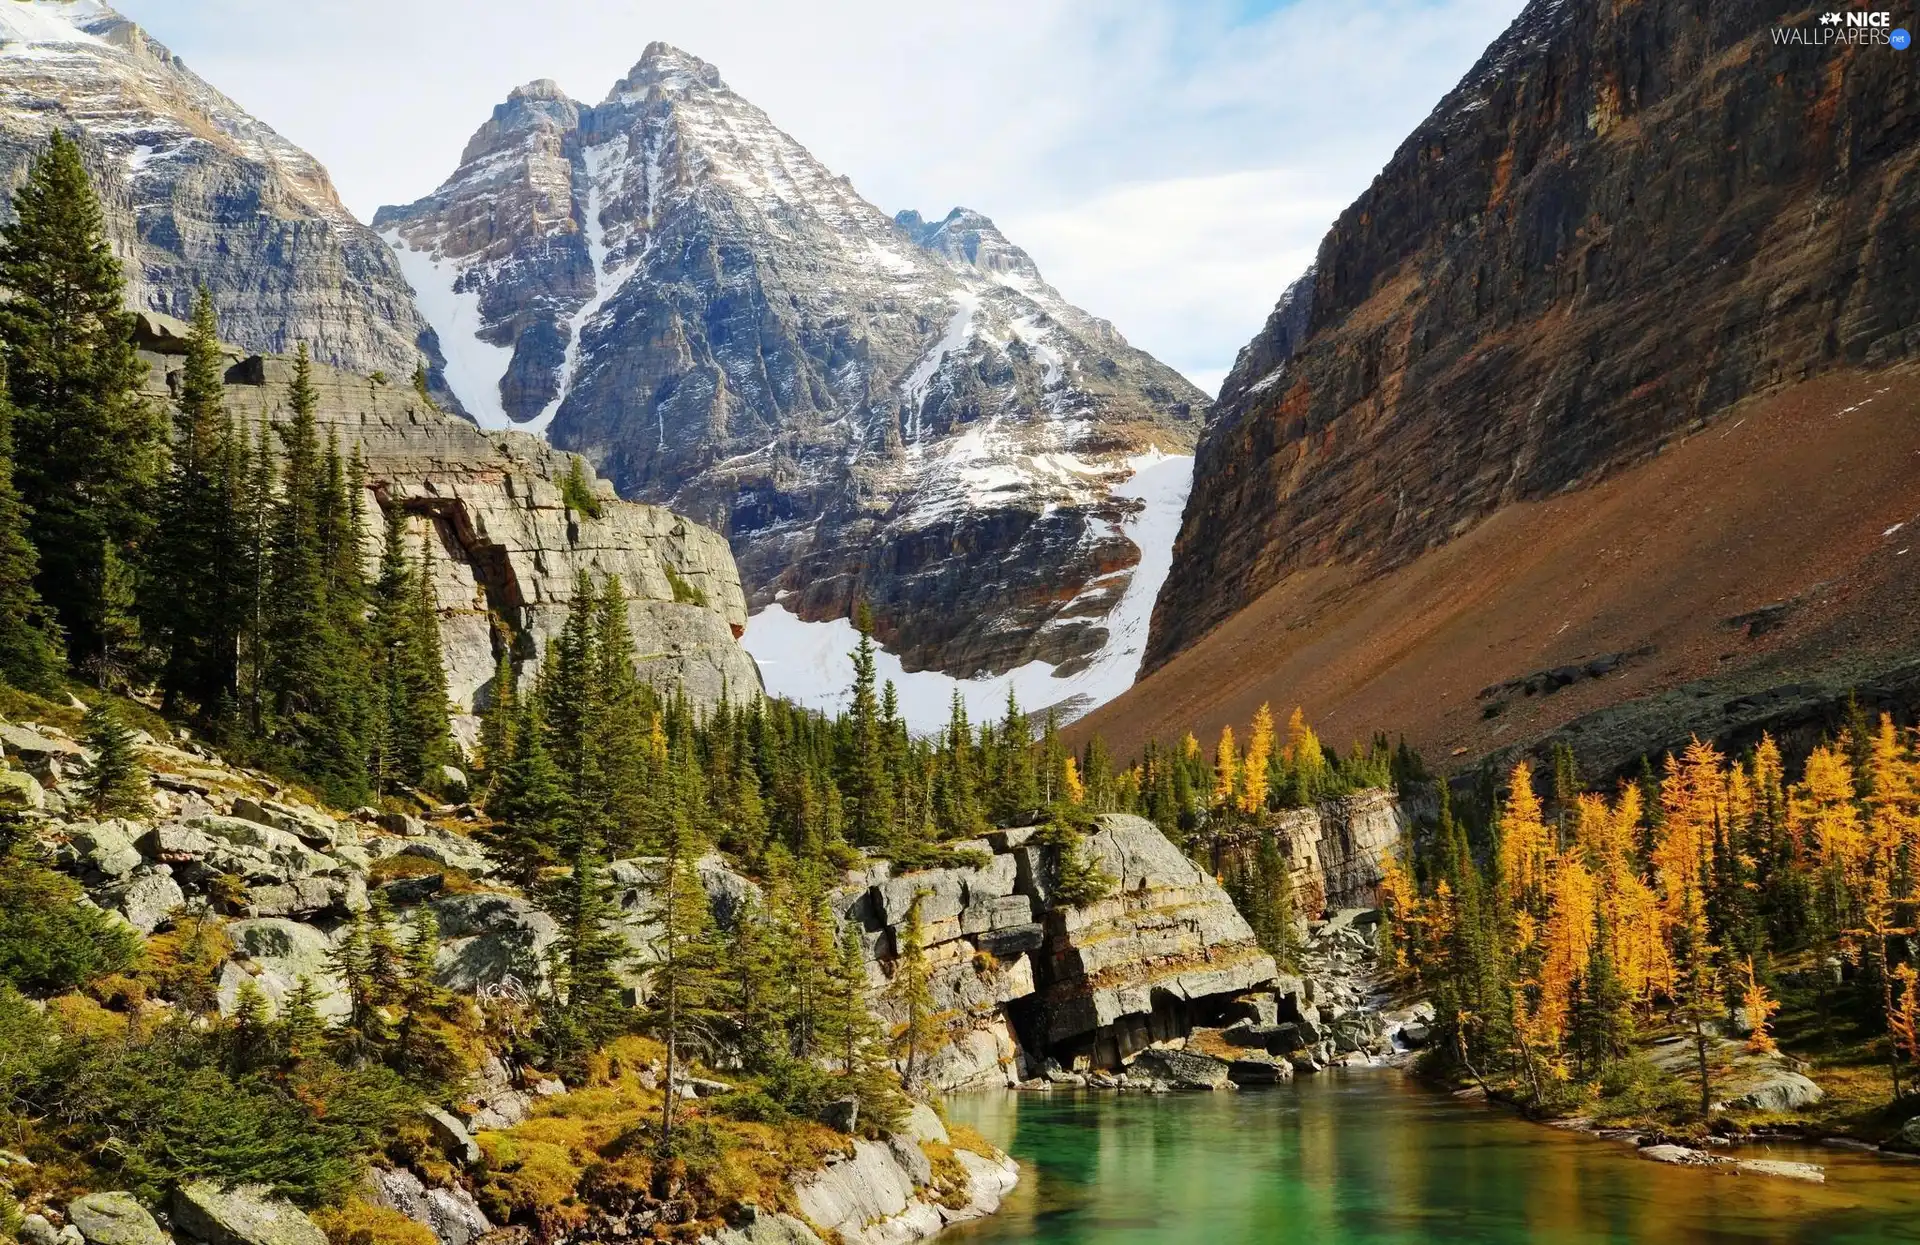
(1147, 0, 1920, 672)
(136, 327, 760, 729)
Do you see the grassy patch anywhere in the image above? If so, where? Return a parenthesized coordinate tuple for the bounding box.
(475, 1036, 851, 1238)
(661, 563, 708, 608)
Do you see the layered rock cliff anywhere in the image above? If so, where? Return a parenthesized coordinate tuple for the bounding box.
(377, 45, 1203, 681)
(841, 802, 1401, 1090)
(1146, 0, 1920, 672)
(0, 2, 449, 393)
(135, 321, 760, 729)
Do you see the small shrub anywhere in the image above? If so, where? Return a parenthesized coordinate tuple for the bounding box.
(559, 459, 603, 520)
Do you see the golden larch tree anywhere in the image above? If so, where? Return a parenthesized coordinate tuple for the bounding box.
(1240, 703, 1275, 815)
(1212, 725, 1238, 812)
(1497, 762, 1554, 908)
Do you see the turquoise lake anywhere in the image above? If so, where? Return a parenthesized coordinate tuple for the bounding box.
(941, 1071, 1920, 1244)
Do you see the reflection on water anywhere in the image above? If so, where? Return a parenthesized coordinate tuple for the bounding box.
(943, 1070, 1920, 1244)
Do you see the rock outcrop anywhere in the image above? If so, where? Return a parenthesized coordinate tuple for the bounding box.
(1147, 0, 1920, 673)
(0, 3, 448, 393)
(845, 814, 1279, 1087)
(1225, 789, 1404, 915)
(135, 337, 760, 729)
(377, 44, 1203, 681)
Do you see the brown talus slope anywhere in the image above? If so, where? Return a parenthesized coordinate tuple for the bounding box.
(1080, 366, 1920, 775)
(1144, 0, 1920, 677)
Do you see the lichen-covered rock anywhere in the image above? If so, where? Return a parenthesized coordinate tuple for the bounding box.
(0, 768, 45, 811)
(431, 893, 559, 991)
(64, 823, 144, 879)
(66, 1193, 169, 1245)
(108, 868, 184, 934)
(169, 1184, 327, 1245)
(223, 918, 351, 1021)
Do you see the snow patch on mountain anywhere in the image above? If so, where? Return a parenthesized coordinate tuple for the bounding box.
(745, 452, 1193, 732)
(0, 1, 111, 47)
(383, 231, 512, 428)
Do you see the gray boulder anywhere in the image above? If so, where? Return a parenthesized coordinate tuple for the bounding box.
(20, 1214, 59, 1245)
(432, 893, 557, 991)
(1227, 1053, 1294, 1086)
(110, 868, 185, 934)
(224, 919, 351, 1021)
(1726, 1068, 1825, 1114)
(1897, 1116, 1920, 1151)
(169, 1183, 327, 1245)
(66, 1193, 169, 1245)
(422, 1105, 483, 1167)
(67, 823, 144, 879)
(0, 768, 44, 811)
(1131, 1048, 1232, 1091)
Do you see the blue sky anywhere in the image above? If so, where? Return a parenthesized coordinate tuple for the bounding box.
(116, 0, 1526, 395)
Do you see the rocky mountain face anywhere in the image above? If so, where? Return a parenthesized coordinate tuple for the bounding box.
(134, 319, 760, 739)
(0, 2, 447, 391)
(1146, 0, 1920, 672)
(377, 45, 1203, 680)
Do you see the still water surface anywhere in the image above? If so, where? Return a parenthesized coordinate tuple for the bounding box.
(943, 1071, 1920, 1244)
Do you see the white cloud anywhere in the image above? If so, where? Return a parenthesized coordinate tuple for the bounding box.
(114, 0, 1525, 386)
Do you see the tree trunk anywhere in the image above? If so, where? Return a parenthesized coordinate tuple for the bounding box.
(1693, 1017, 1712, 1120)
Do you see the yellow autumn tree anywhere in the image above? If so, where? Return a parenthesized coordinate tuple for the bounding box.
(1532, 855, 1599, 1046)
(1061, 755, 1085, 805)
(1653, 738, 1726, 927)
(1496, 762, 1554, 909)
(1376, 848, 1420, 977)
(1283, 707, 1325, 780)
(1891, 964, 1920, 1074)
(1239, 703, 1275, 815)
(1791, 743, 1867, 929)
(1578, 782, 1667, 1000)
(1741, 957, 1779, 1055)
(1212, 724, 1238, 812)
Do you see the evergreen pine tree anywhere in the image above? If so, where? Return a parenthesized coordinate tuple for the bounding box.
(647, 814, 726, 1154)
(405, 530, 452, 782)
(279, 975, 327, 1064)
(991, 687, 1037, 823)
(77, 700, 147, 816)
(843, 603, 894, 848)
(0, 132, 164, 674)
(825, 914, 902, 1131)
(483, 698, 567, 888)
(541, 848, 631, 1063)
(0, 361, 62, 691)
(886, 891, 937, 1093)
(153, 288, 240, 718)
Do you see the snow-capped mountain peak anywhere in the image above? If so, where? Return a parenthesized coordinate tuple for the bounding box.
(605, 41, 728, 100)
(379, 46, 1205, 702)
